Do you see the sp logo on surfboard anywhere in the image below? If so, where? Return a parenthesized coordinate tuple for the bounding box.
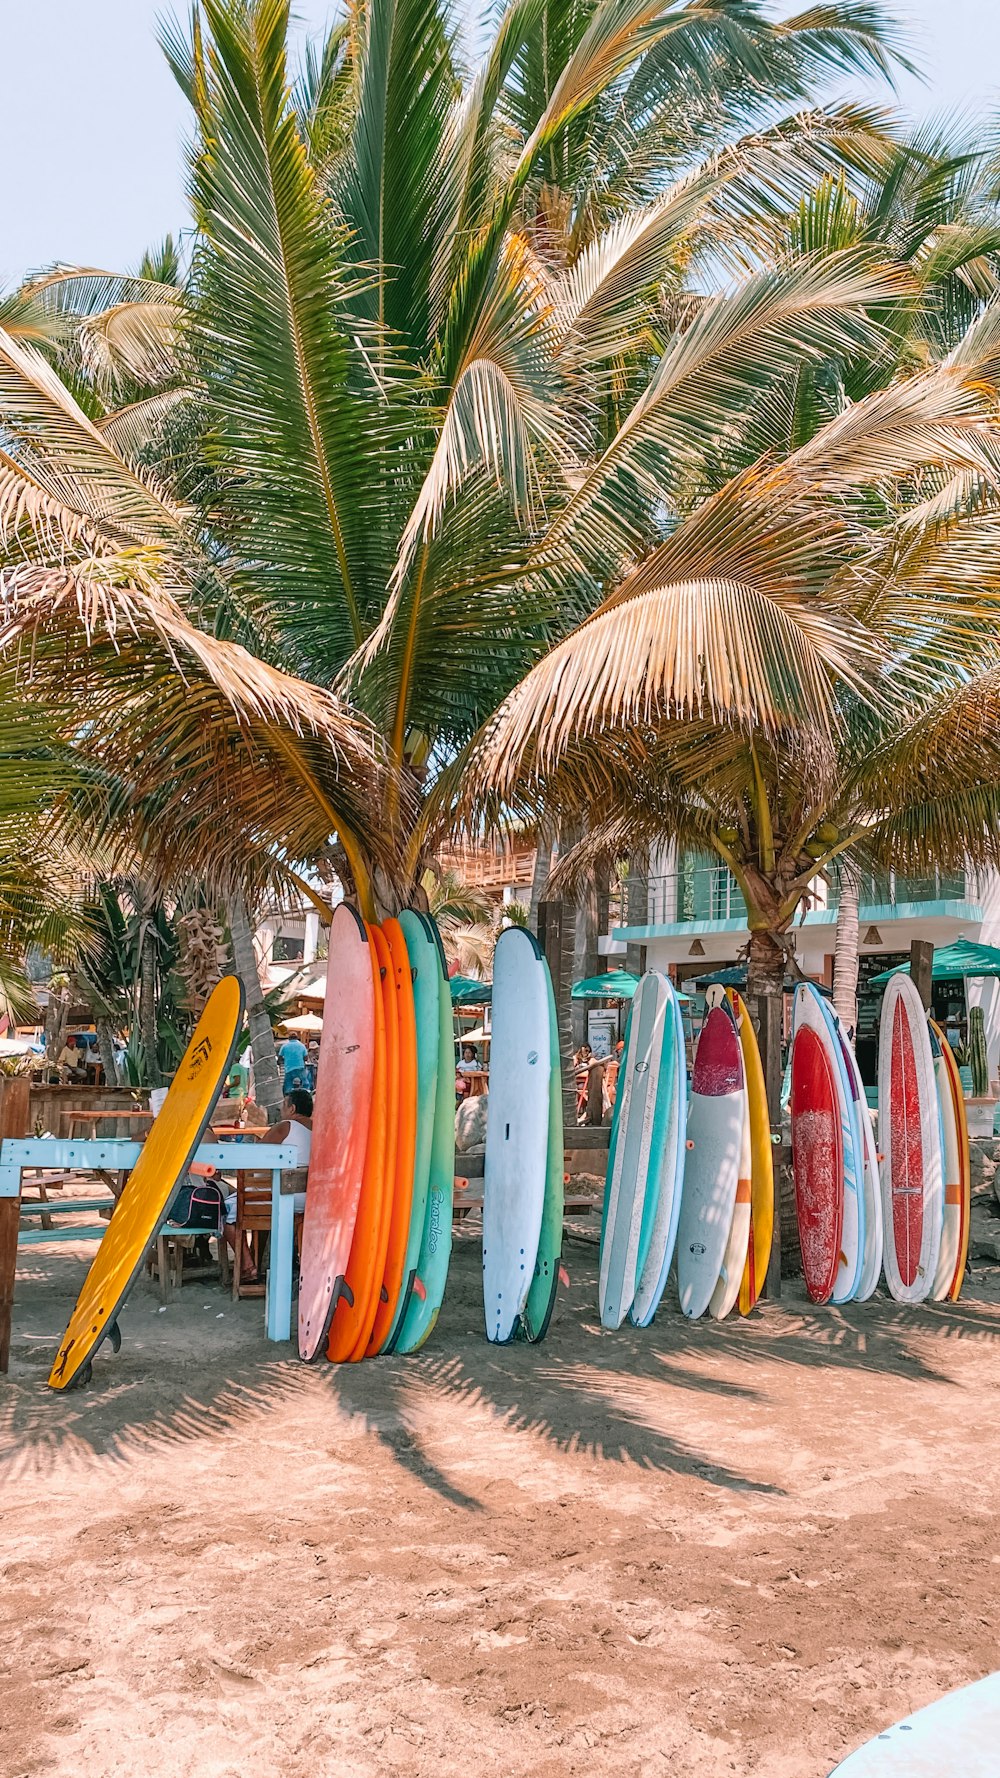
(189, 1036, 215, 1072)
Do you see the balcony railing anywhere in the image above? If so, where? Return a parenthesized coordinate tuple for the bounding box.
(629, 865, 971, 929)
(436, 844, 536, 892)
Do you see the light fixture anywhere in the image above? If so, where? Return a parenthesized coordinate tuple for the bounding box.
(863, 926, 883, 945)
(688, 939, 706, 957)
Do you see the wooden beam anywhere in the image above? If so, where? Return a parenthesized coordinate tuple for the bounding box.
(910, 939, 934, 1012)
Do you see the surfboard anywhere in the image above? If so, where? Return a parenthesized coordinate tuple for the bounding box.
(49, 974, 244, 1390)
(599, 972, 674, 1330)
(806, 987, 864, 1304)
(928, 1021, 964, 1302)
(371, 910, 433, 1354)
(878, 975, 943, 1305)
(828, 1671, 1000, 1775)
(299, 904, 376, 1362)
(791, 988, 844, 1305)
(327, 922, 392, 1362)
(483, 926, 550, 1343)
(522, 951, 564, 1343)
(841, 1034, 884, 1302)
(677, 1005, 745, 1320)
(361, 924, 416, 1351)
(710, 1001, 752, 1321)
(934, 1023, 971, 1301)
(733, 991, 774, 1316)
(393, 913, 454, 1353)
(630, 979, 687, 1327)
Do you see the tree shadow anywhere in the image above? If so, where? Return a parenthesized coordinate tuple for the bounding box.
(5, 1229, 999, 1504)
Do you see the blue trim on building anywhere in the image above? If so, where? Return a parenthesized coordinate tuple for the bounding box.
(612, 900, 983, 944)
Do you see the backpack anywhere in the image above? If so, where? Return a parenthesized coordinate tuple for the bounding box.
(166, 1178, 225, 1232)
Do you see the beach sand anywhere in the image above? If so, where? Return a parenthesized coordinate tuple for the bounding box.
(3, 1229, 999, 1778)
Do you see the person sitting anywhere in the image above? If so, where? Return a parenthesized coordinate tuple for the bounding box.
(223, 1088, 313, 1281)
(457, 1043, 480, 1074)
(56, 1034, 87, 1082)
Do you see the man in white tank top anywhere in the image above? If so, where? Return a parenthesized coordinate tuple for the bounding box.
(224, 1089, 313, 1278)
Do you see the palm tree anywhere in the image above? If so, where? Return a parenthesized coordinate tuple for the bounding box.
(1, 0, 924, 910)
(473, 320, 1000, 1107)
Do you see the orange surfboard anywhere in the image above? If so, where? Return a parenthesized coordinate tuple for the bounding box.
(366, 918, 418, 1356)
(328, 924, 396, 1361)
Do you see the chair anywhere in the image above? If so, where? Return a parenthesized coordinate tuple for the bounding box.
(231, 1167, 307, 1300)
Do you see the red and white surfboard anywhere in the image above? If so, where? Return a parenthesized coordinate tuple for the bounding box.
(791, 990, 844, 1304)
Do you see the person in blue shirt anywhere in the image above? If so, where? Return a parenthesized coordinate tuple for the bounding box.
(278, 1034, 308, 1093)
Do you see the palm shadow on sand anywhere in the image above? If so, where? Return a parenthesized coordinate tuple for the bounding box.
(4, 1229, 999, 1503)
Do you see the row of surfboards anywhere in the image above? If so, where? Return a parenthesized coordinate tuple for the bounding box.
(792, 972, 970, 1307)
(597, 968, 972, 1331)
(298, 905, 456, 1362)
(599, 975, 773, 1327)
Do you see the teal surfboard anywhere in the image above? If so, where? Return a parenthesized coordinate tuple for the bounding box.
(521, 951, 564, 1342)
(394, 913, 454, 1353)
(829, 1672, 1000, 1774)
(599, 972, 676, 1329)
(381, 908, 440, 1352)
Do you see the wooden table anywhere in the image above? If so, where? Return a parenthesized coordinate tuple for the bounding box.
(459, 1069, 489, 1098)
(62, 1108, 153, 1140)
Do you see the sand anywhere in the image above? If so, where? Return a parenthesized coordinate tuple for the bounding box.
(3, 1228, 1000, 1778)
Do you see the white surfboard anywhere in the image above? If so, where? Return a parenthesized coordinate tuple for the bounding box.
(841, 1034, 883, 1301)
(677, 1005, 745, 1319)
(878, 975, 943, 1304)
(930, 1025, 962, 1301)
(829, 1671, 1000, 1774)
(630, 981, 687, 1327)
(599, 972, 672, 1329)
(709, 1038, 751, 1320)
(483, 926, 551, 1343)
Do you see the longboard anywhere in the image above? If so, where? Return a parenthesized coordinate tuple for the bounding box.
(790, 989, 844, 1305)
(380, 910, 439, 1352)
(841, 1034, 883, 1302)
(677, 1005, 745, 1319)
(709, 999, 752, 1320)
(365, 918, 418, 1354)
(299, 904, 376, 1361)
(630, 978, 687, 1327)
(483, 926, 549, 1342)
(522, 949, 564, 1342)
(878, 975, 942, 1304)
(733, 991, 774, 1316)
(393, 912, 454, 1353)
(599, 972, 672, 1329)
(808, 987, 865, 1304)
(829, 1671, 1000, 1774)
(928, 1021, 964, 1302)
(931, 1021, 971, 1300)
(49, 974, 244, 1390)
(327, 922, 392, 1362)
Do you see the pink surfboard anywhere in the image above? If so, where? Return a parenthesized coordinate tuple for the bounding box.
(298, 904, 376, 1361)
(791, 1014, 843, 1305)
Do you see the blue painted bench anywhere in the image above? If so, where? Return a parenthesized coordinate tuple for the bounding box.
(0, 1138, 302, 1371)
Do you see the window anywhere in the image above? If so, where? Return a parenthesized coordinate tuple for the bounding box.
(272, 933, 305, 963)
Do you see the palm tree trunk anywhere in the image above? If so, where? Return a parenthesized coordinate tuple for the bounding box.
(95, 1017, 119, 1087)
(833, 868, 860, 1036)
(528, 827, 553, 933)
(227, 891, 282, 1123)
(139, 927, 163, 1088)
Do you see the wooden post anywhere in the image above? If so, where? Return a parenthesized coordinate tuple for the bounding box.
(911, 939, 934, 1013)
(539, 899, 575, 1130)
(758, 994, 784, 1300)
(0, 1076, 29, 1373)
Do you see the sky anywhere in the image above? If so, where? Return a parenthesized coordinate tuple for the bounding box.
(2, 0, 999, 286)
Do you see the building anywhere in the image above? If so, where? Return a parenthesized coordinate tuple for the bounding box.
(606, 848, 1000, 1087)
(255, 892, 328, 995)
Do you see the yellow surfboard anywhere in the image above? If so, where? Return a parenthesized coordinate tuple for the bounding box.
(49, 975, 244, 1390)
(731, 990, 774, 1315)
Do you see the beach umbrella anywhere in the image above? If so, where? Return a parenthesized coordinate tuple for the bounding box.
(867, 940, 1000, 987)
(280, 1010, 324, 1033)
(449, 975, 492, 1006)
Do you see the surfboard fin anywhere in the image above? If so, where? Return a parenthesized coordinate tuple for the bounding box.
(334, 1277, 355, 1309)
(106, 1320, 122, 1354)
(380, 1285, 389, 1303)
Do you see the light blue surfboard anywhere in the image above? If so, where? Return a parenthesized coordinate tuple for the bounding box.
(599, 972, 676, 1329)
(829, 1672, 1000, 1774)
(630, 978, 686, 1326)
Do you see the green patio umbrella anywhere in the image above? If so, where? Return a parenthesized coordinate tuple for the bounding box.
(572, 970, 691, 1003)
(867, 939, 1000, 987)
(449, 974, 492, 1006)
